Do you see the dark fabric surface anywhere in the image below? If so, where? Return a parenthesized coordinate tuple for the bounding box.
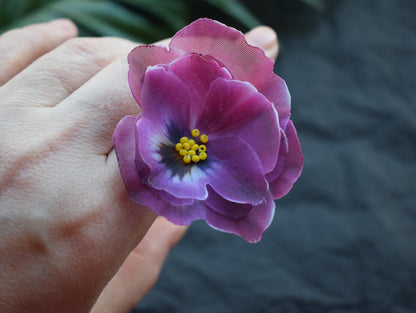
(132, 1, 416, 312)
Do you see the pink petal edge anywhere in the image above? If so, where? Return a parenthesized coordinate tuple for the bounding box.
(269, 120, 304, 199)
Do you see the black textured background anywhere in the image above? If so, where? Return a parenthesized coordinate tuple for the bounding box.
(133, 1, 416, 312)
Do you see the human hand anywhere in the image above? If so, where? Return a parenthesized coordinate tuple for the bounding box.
(0, 19, 278, 313)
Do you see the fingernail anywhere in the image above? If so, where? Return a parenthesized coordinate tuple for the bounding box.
(246, 26, 279, 60)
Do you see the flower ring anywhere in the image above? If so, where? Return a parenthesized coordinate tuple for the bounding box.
(113, 18, 303, 243)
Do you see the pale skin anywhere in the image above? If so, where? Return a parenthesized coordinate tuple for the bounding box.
(0, 19, 279, 313)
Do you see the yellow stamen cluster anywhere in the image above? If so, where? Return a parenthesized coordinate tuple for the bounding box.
(175, 129, 208, 164)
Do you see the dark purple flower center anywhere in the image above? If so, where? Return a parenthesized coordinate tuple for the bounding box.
(157, 125, 212, 178)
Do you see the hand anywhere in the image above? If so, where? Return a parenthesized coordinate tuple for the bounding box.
(0, 19, 278, 313)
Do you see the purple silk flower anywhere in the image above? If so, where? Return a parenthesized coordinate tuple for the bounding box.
(113, 18, 303, 243)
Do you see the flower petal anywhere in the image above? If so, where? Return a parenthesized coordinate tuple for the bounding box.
(206, 136, 268, 205)
(268, 121, 303, 199)
(169, 18, 290, 125)
(151, 200, 206, 226)
(157, 189, 194, 206)
(113, 116, 162, 207)
(139, 65, 192, 129)
(205, 192, 276, 243)
(265, 128, 288, 183)
(148, 164, 210, 201)
(205, 185, 252, 219)
(128, 45, 183, 106)
(198, 78, 280, 173)
(137, 54, 232, 131)
(167, 53, 232, 127)
(260, 75, 291, 129)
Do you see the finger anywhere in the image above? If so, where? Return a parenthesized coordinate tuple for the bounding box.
(0, 19, 77, 86)
(245, 26, 279, 60)
(90, 217, 187, 313)
(1, 37, 138, 108)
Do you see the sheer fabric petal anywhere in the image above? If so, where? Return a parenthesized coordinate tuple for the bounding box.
(269, 121, 303, 199)
(205, 192, 276, 243)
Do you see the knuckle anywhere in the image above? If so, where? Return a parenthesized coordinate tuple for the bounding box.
(59, 37, 109, 68)
(61, 37, 100, 56)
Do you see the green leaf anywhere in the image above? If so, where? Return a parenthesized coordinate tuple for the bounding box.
(50, 0, 171, 42)
(115, 0, 189, 31)
(204, 0, 261, 29)
(0, 0, 50, 28)
(1, 0, 174, 42)
(0, 0, 262, 41)
(299, 0, 325, 11)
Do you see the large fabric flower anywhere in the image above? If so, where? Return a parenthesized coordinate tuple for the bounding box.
(113, 18, 303, 243)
